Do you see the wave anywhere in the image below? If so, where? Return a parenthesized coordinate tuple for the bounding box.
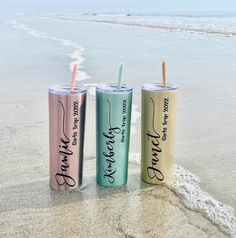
(120, 12, 236, 18)
(46, 15, 236, 38)
(93, 20, 236, 37)
(129, 153, 236, 237)
(9, 20, 90, 81)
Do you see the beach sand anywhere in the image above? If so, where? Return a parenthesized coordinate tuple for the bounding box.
(0, 14, 236, 237)
(0, 159, 230, 238)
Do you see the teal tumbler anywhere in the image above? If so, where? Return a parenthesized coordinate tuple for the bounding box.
(96, 83, 132, 187)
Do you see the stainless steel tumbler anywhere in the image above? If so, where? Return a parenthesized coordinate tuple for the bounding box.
(96, 83, 132, 187)
(141, 83, 177, 184)
(49, 85, 87, 191)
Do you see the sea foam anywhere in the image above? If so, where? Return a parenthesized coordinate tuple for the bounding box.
(129, 153, 236, 237)
(130, 104, 141, 136)
(10, 20, 90, 81)
(46, 14, 236, 38)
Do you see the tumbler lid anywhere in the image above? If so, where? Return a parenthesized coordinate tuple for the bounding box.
(96, 83, 132, 93)
(142, 83, 177, 91)
(49, 85, 87, 95)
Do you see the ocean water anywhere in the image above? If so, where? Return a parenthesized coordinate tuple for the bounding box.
(50, 12, 236, 37)
(1, 12, 236, 236)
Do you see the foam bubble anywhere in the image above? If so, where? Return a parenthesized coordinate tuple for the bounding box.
(129, 152, 141, 165)
(82, 83, 97, 96)
(60, 39, 77, 47)
(69, 48, 90, 81)
(129, 153, 236, 237)
(130, 104, 141, 136)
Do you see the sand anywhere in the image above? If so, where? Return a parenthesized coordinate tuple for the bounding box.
(0, 14, 236, 237)
(0, 89, 233, 237)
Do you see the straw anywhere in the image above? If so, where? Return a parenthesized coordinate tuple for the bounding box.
(117, 64, 123, 90)
(162, 61, 167, 87)
(70, 64, 78, 91)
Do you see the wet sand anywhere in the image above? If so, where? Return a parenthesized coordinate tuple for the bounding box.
(0, 160, 229, 238)
(0, 14, 236, 237)
(0, 88, 232, 237)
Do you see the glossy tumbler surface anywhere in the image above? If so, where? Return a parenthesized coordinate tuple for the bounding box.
(141, 83, 177, 185)
(96, 84, 132, 187)
(49, 85, 87, 191)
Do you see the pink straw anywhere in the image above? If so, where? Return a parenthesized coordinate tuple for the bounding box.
(70, 64, 78, 91)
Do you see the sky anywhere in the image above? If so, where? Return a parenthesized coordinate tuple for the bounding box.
(0, 0, 236, 13)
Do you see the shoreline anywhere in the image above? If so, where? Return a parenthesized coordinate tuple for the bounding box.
(10, 19, 90, 81)
(45, 14, 236, 38)
(129, 153, 236, 236)
(0, 14, 235, 237)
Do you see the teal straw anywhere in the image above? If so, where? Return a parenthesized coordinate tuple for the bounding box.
(117, 64, 123, 90)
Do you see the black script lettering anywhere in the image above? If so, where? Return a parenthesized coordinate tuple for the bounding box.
(103, 167, 116, 183)
(55, 173, 76, 187)
(55, 101, 76, 187)
(147, 167, 164, 181)
(102, 99, 121, 183)
(146, 98, 164, 181)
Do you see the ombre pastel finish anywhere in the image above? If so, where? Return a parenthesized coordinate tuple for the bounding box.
(49, 85, 87, 191)
(141, 84, 178, 185)
(96, 84, 132, 187)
